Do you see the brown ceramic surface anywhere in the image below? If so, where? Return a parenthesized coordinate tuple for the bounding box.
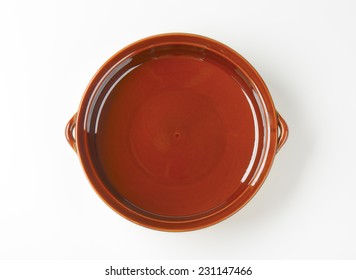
(66, 33, 288, 231)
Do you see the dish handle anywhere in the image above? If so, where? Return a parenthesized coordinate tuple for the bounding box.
(65, 113, 77, 153)
(276, 112, 288, 153)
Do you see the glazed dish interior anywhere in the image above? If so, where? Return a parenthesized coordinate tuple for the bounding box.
(83, 43, 271, 222)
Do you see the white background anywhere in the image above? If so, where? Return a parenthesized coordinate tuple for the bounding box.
(0, 0, 355, 260)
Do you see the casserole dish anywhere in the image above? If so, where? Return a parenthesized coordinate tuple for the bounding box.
(65, 33, 288, 231)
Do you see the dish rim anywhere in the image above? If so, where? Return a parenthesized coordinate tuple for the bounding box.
(71, 33, 281, 231)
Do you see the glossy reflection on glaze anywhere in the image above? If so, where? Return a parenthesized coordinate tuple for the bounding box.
(84, 44, 268, 220)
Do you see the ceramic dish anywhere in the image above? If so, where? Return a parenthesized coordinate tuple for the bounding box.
(65, 33, 288, 231)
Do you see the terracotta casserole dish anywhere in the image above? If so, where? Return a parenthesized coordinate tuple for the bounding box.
(65, 33, 288, 231)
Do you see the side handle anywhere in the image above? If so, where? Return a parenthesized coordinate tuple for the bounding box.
(65, 113, 77, 153)
(276, 112, 288, 153)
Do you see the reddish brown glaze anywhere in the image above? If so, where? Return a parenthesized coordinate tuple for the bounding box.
(66, 34, 288, 231)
